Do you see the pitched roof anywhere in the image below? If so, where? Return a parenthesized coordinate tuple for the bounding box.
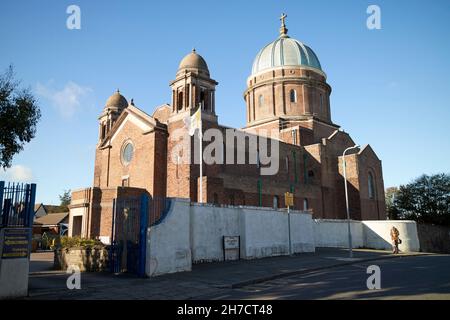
(358, 144, 381, 161)
(98, 104, 167, 148)
(44, 205, 67, 213)
(34, 212, 68, 226)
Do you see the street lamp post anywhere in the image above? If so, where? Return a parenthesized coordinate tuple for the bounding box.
(342, 144, 360, 258)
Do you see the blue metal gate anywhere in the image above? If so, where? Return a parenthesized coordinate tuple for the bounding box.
(109, 194, 169, 277)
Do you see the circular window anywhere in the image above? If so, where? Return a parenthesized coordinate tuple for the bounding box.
(121, 142, 134, 165)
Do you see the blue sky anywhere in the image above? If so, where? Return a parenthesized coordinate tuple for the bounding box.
(0, 0, 449, 204)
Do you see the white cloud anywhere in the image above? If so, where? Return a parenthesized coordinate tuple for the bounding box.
(0, 165, 33, 182)
(35, 81, 92, 118)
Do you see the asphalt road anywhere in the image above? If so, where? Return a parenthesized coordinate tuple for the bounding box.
(200, 255, 450, 300)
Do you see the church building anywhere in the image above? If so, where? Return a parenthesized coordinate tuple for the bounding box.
(69, 15, 385, 239)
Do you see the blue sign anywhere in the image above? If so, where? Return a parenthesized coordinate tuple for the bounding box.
(1, 228, 31, 259)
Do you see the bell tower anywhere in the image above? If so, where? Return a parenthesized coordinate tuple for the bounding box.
(94, 89, 128, 187)
(166, 49, 219, 201)
(98, 89, 128, 142)
(169, 49, 218, 121)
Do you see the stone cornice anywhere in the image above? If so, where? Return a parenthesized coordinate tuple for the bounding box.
(170, 71, 218, 87)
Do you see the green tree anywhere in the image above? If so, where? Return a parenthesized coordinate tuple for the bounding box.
(385, 186, 400, 220)
(59, 189, 71, 210)
(0, 65, 41, 168)
(390, 173, 450, 226)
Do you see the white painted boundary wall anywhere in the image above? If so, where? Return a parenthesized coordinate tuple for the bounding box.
(240, 207, 315, 259)
(146, 199, 420, 277)
(314, 219, 364, 248)
(363, 220, 420, 252)
(146, 199, 315, 276)
(314, 219, 420, 252)
(146, 199, 192, 277)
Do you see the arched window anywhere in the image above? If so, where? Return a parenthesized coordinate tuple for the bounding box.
(285, 156, 289, 173)
(258, 94, 264, 107)
(186, 88, 190, 108)
(121, 141, 134, 166)
(290, 89, 297, 103)
(101, 124, 106, 139)
(200, 90, 206, 110)
(368, 172, 376, 199)
(177, 91, 183, 110)
(303, 198, 309, 210)
(273, 196, 279, 209)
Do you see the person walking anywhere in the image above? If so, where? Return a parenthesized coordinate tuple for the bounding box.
(390, 226, 400, 254)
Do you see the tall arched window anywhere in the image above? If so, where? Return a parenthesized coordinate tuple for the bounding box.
(368, 172, 376, 199)
(290, 89, 297, 103)
(200, 90, 206, 110)
(303, 198, 309, 210)
(101, 123, 106, 139)
(177, 91, 183, 110)
(258, 94, 264, 107)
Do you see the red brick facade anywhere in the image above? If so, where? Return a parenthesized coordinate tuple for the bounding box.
(70, 38, 386, 239)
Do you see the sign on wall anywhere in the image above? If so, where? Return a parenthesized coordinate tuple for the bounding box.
(285, 192, 294, 207)
(1, 228, 31, 259)
(223, 236, 240, 261)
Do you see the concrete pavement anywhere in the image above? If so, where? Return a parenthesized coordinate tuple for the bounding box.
(29, 252, 54, 273)
(27, 248, 435, 300)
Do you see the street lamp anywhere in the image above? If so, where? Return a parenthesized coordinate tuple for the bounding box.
(342, 144, 360, 258)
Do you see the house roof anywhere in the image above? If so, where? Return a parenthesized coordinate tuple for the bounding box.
(44, 205, 67, 213)
(34, 212, 68, 226)
(34, 203, 67, 214)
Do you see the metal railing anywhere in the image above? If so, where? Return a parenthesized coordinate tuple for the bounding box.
(149, 196, 170, 226)
(109, 194, 170, 276)
(0, 181, 37, 228)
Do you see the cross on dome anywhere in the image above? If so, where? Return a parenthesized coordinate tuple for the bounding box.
(279, 13, 288, 37)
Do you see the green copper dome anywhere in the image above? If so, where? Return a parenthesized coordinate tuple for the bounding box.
(251, 14, 322, 75)
(252, 37, 322, 75)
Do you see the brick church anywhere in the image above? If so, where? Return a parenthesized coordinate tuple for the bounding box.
(69, 16, 385, 239)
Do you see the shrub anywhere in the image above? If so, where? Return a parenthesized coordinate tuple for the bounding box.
(59, 236, 104, 249)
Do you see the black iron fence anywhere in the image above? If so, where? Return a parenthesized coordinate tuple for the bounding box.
(149, 195, 171, 226)
(0, 181, 37, 228)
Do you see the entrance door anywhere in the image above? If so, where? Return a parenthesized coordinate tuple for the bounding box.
(72, 216, 82, 236)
